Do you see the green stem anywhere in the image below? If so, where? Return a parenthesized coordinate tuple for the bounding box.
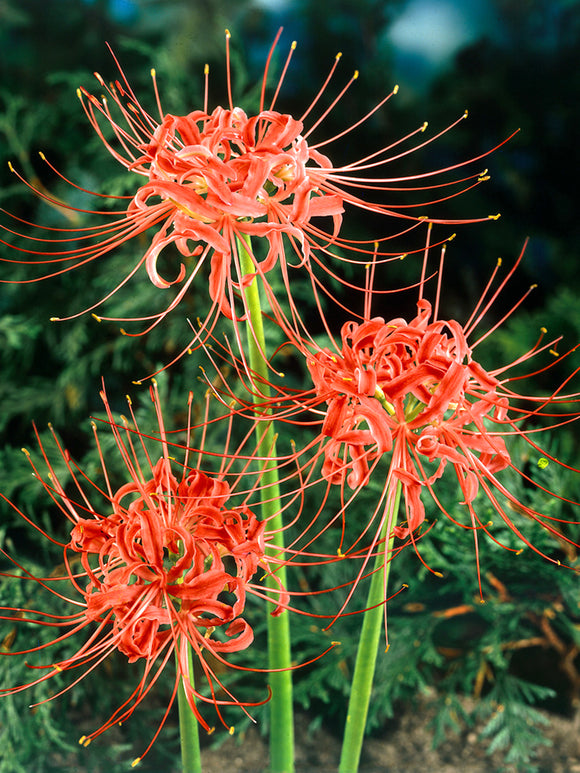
(237, 235, 294, 773)
(338, 483, 402, 773)
(176, 641, 202, 773)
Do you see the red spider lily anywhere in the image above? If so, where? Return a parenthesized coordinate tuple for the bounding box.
(1, 28, 513, 360)
(0, 382, 297, 764)
(207, 232, 580, 608)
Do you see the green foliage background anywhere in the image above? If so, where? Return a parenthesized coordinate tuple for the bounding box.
(0, 0, 579, 770)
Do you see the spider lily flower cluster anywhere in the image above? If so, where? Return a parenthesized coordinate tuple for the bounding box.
(0, 384, 293, 762)
(213, 235, 580, 598)
(1, 29, 510, 354)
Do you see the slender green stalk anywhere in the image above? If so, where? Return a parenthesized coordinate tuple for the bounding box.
(237, 235, 294, 773)
(176, 641, 202, 773)
(339, 483, 402, 773)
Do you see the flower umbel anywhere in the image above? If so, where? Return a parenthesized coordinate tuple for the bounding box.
(0, 383, 288, 763)
(312, 241, 580, 579)
(214, 233, 580, 604)
(1, 29, 511, 358)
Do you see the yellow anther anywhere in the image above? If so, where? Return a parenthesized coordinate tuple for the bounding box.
(291, 41, 297, 50)
(434, 571, 444, 578)
(385, 643, 390, 653)
(50, 316, 60, 321)
(83, 737, 91, 747)
(204, 63, 209, 75)
(497, 257, 502, 266)
(353, 70, 359, 80)
(478, 174, 490, 182)
(132, 380, 142, 385)
(131, 758, 141, 768)
(336, 52, 343, 60)
(76, 88, 82, 99)
(421, 121, 428, 132)
(126, 395, 132, 406)
(516, 549, 524, 556)
(530, 283, 538, 290)
(393, 84, 399, 94)
(91, 313, 101, 322)
(331, 641, 341, 646)
(488, 213, 501, 220)
(448, 233, 456, 242)
(229, 726, 235, 736)
(540, 326, 547, 333)
(21, 448, 30, 456)
(549, 349, 559, 357)
(150, 68, 156, 78)
(120, 328, 127, 335)
(225, 28, 231, 38)
(79, 736, 86, 745)
(463, 109, 469, 118)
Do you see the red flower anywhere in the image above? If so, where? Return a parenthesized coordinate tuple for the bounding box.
(214, 235, 580, 598)
(307, 297, 512, 538)
(0, 383, 288, 763)
(1, 29, 510, 353)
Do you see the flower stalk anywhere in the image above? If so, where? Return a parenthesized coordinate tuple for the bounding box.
(339, 481, 402, 773)
(176, 641, 202, 773)
(237, 234, 294, 773)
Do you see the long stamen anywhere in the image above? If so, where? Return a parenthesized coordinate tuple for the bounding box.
(300, 51, 343, 123)
(418, 221, 432, 301)
(259, 26, 284, 112)
(203, 64, 209, 115)
(464, 239, 528, 338)
(225, 29, 233, 111)
(363, 244, 378, 321)
(433, 240, 448, 321)
(150, 68, 164, 120)
(269, 40, 297, 111)
(302, 68, 360, 140)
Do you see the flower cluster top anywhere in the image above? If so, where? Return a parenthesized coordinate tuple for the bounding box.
(307, 299, 511, 535)
(70, 458, 268, 663)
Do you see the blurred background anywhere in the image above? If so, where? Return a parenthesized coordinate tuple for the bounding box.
(1, 1, 579, 771)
